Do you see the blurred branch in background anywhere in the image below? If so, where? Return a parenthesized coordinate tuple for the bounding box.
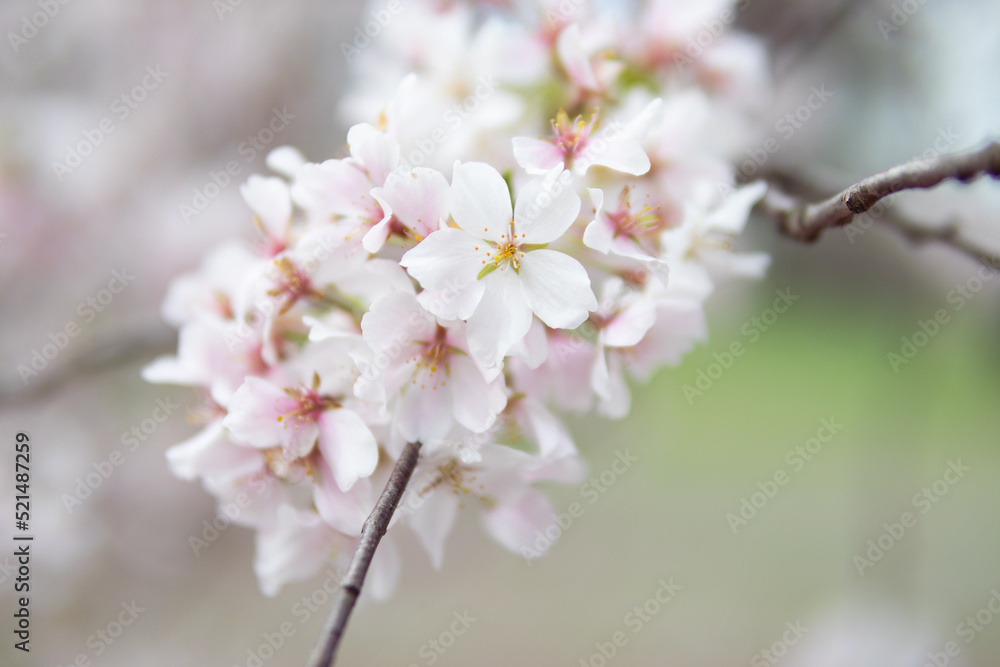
(759, 142, 1000, 265)
(0, 328, 175, 407)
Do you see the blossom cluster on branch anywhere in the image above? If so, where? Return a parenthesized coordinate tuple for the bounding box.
(146, 0, 772, 597)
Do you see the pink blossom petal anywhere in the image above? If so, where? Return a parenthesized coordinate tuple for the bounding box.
(224, 377, 304, 450)
(240, 175, 291, 241)
(482, 486, 554, 557)
(449, 354, 507, 433)
(512, 137, 564, 175)
(347, 123, 399, 186)
(407, 488, 459, 570)
(317, 408, 379, 491)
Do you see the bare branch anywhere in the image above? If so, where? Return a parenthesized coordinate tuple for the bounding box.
(760, 141, 1000, 261)
(307, 440, 423, 667)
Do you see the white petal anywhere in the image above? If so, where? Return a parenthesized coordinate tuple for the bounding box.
(512, 137, 564, 175)
(347, 123, 399, 186)
(223, 378, 302, 449)
(361, 291, 437, 353)
(317, 408, 379, 491)
(361, 199, 393, 253)
(518, 250, 597, 329)
(513, 169, 581, 245)
(580, 135, 649, 176)
(165, 420, 265, 482)
(266, 145, 307, 179)
(449, 354, 507, 433)
(581, 187, 613, 254)
(515, 399, 577, 459)
(395, 377, 454, 443)
(313, 463, 373, 536)
(400, 228, 484, 292)
(416, 281, 486, 322)
(254, 507, 339, 597)
(407, 488, 459, 570)
(602, 299, 657, 348)
(466, 268, 532, 367)
(595, 353, 631, 419)
(482, 487, 555, 557)
(378, 167, 450, 239)
(241, 175, 291, 240)
(508, 316, 548, 369)
(704, 180, 767, 235)
(556, 24, 599, 91)
(291, 159, 373, 218)
(449, 161, 512, 243)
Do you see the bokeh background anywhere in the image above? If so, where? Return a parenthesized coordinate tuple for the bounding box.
(2, 0, 999, 665)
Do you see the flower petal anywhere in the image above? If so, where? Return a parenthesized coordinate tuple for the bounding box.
(518, 250, 596, 329)
(347, 123, 399, 186)
(376, 167, 450, 240)
(401, 227, 484, 292)
(513, 169, 581, 244)
(407, 487, 458, 570)
(449, 161, 512, 242)
(317, 408, 379, 491)
(449, 354, 507, 433)
(241, 175, 291, 241)
(512, 137, 564, 175)
(466, 268, 532, 367)
(482, 486, 555, 557)
(223, 377, 303, 450)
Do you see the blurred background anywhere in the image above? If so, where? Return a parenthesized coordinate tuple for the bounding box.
(1, 0, 999, 665)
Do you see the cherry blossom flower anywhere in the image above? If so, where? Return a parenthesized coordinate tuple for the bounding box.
(354, 290, 507, 443)
(149, 0, 773, 600)
(401, 162, 598, 367)
(513, 99, 662, 177)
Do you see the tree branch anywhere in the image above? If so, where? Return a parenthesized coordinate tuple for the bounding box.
(306, 440, 423, 667)
(761, 141, 1000, 254)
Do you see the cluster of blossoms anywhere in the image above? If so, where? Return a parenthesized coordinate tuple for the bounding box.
(146, 0, 771, 597)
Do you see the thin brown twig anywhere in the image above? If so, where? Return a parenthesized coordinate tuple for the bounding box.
(759, 141, 1000, 261)
(306, 440, 423, 667)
